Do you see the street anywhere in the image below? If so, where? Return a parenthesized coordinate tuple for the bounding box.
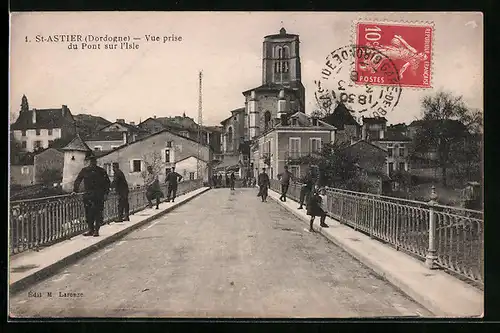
(10, 188, 431, 318)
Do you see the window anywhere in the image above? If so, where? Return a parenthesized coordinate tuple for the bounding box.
(387, 148, 393, 157)
(282, 61, 289, 73)
(227, 127, 233, 151)
(21, 166, 30, 174)
(21, 130, 26, 137)
(399, 147, 405, 157)
(35, 129, 41, 136)
(48, 129, 53, 136)
(264, 111, 271, 130)
(289, 165, 300, 179)
(48, 140, 54, 147)
(291, 118, 298, 126)
(274, 62, 281, 73)
(166, 141, 173, 148)
(189, 172, 195, 180)
(310, 138, 322, 153)
(132, 160, 142, 173)
(311, 118, 318, 126)
(180, 131, 189, 137)
(289, 137, 301, 159)
(94, 146, 102, 151)
(399, 162, 406, 171)
(33, 141, 42, 149)
(388, 162, 394, 175)
(21, 141, 27, 149)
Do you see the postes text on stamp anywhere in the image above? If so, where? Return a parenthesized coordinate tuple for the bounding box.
(355, 22, 433, 88)
(315, 45, 402, 122)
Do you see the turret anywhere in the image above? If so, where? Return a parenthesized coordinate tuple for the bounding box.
(61, 135, 91, 192)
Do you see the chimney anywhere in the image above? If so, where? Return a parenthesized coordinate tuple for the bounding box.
(117, 119, 125, 124)
(361, 124, 367, 141)
(154, 115, 156, 119)
(379, 129, 385, 139)
(280, 114, 288, 126)
(62, 105, 68, 116)
(122, 132, 127, 145)
(32, 108, 37, 124)
(130, 121, 135, 126)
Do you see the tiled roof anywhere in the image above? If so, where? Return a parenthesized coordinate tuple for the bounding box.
(376, 130, 411, 142)
(61, 134, 91, 152)
(242, 83, 299, 95)
(83, 131, 125, 141)
(321, 103, 360, 129)
(98, 122, 144, 133)
(11, 108, 72, 130)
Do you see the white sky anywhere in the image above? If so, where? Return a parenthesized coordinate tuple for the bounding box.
(10, 12, 483, 126)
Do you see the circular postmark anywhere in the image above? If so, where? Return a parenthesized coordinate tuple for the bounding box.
(314, 45, 402, 122)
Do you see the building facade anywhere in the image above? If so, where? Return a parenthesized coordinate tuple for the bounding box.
(11, 95, 77, 152)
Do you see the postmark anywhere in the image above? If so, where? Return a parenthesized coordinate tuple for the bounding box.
(314, 45, 402, 122)
(355, 21, 433, 88)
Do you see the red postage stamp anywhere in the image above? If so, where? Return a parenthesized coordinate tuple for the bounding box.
(355, 22, 433, 88)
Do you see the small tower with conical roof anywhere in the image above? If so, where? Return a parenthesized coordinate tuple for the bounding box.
(61, 134, 92, 192)
(20, 95, 29, 113)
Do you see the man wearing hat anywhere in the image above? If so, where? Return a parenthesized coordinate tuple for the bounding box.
(72, 154, 111, 237)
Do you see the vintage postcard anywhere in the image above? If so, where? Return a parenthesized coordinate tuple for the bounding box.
(8, 12, 483, 318)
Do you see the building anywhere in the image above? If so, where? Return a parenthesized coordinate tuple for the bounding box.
(11, 95, 77, 152)
(83, 132, 127, 152)
(86, 129, 212, 187)
(33, 147, 65, 184)
(243, 28, 306, 141)
(10, 153, 35, 186)
(252, 111, 336, 180)
(321, 103, 361, 143)
(61, 135, 93, 192)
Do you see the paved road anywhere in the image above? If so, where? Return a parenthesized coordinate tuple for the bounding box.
(10, 188, 431, 318)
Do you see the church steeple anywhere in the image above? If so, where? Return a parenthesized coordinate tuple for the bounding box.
(21, 95, 29, 113)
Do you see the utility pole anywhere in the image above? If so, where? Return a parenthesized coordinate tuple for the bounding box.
(197, 71, 203, 181)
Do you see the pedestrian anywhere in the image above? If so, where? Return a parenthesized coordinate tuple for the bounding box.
(230, 171, 236, 190)
(218, 174, 223, 188)
(277, 165, 293, 202)
(307, 186, 330, 232)
(111, 163, 130, 222)
(145, 165, 163, 209)
(298, 167, 315, 210)
(212, 174, 218, 188)
(71, 155, 110, 237)
(225, 173, 230, 188)
(166, 166, 183, 202)
(257, 168, 270, 202)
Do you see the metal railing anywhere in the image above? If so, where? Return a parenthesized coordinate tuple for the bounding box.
(270, 179, 484, 286)
(9, 179, 203, 255)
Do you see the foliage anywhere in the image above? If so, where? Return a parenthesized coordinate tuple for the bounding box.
(413, 91, 482, 186)
(38, 168, 62, 184)
(10, 134, 23, 163)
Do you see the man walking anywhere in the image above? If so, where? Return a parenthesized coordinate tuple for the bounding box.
(230, 171, 236, 190)
(257, 168, 270, 202)
(166, 166, 183, 202)
(111, 163, 129, 222)
(298, 167, 315, 210)
(72, 155, 110, 237)
(277, 165, 293, 202)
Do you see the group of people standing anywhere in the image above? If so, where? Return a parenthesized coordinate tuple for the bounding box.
(72, 155, 183, 237)
(212, 172, 236, 190)
(256, 165, 329, 232)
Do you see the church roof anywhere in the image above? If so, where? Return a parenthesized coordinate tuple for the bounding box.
(264, 27, 299, 39)
(61, 134, 91, 152)
(242, 83, 298, 95)
(321, 103, 360, 129)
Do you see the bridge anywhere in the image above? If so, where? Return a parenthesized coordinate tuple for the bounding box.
(9, 179, 483, 318)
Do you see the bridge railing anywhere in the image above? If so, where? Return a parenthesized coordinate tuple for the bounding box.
(9, 179, 203, 255)
(270, 179, 484, 286)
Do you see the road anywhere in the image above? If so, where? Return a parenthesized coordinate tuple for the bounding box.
(10, 188, 431, 318)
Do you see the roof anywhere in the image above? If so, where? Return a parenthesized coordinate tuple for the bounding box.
(321, 103, 360, 129)
(264, 28, 299, 39)
(214, 155, 240, 170)
(61, 134, 91, 152)
(242, 83, 299, 95)
(94, 128, 212, 159)
(230, 107, 245, 114)
(175, 154, 209, 164)
(83, 131, 125, 141)
(98, 121, 144, 133)
(343, 139, 387, 153)
(362, 117, 388, 124)
(408, 119, 466, 128)
(11, 108, 73, 130)
(203, 125, 223, 133)
(11, 153, 35, 165)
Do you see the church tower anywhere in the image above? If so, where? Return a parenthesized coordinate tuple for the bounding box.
(20, 94, 29, 113)
(244, 27, 306, 140)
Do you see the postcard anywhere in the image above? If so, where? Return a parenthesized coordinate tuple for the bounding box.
(9, 11, 483, 318)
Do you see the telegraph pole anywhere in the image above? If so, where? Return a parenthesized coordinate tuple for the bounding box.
(197, 71, 203, 180)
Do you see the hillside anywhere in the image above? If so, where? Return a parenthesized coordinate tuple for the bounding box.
(73, 114, 112, 136)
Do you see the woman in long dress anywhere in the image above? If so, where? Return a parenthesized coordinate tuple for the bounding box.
(307, 186, 330, 232)
(145, 166, 163, 209)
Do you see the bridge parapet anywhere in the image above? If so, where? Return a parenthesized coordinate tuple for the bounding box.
(270, 179, 484, 287)
(9, 179, 203, 256)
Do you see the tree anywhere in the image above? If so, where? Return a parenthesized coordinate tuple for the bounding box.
(10, 134, 23, 163)
(413, 91, 481, 186)
(140, 151, 166, 183)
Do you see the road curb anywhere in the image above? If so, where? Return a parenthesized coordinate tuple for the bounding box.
(268, 190, 482, 317)
(10, 187, 210, 295)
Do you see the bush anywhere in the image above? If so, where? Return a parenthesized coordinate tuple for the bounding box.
(38, 168, 62, 185)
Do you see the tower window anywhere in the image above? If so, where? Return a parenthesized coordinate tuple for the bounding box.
(283, 45, 290, 58)
(264, 111, 272, 130)
(274, 62, 281, 73)
(282, 61, 289, 73)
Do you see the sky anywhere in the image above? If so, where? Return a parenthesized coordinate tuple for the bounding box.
(9, 12, 483, 127)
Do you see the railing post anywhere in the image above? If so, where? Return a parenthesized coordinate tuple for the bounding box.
(425, 185, 438, 269)
(370, 198, 375, 238)
(339, 195, 344, 224)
